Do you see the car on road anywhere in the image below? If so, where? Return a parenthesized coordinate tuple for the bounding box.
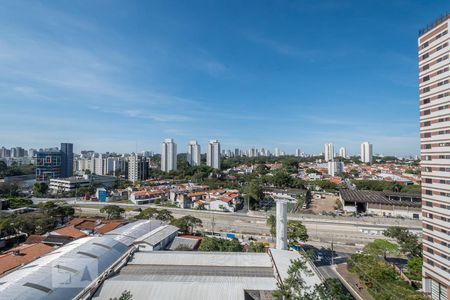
(316, 251, 324, 262)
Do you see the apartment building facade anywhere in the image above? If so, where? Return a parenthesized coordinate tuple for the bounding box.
(161, 138, 177, 172)
(206, 139, 221, 169)
(419, 13, 450, 300)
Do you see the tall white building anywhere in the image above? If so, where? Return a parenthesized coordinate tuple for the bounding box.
(161, 138, 177, 172)
(324, 143, 334, 162)
(360, 142, 373, 164)
(295, 148, 301, 157)
(328, 161, 344, 176)
(128, 155, 148, 183)
(187, 141, 201, 166)
(207, 139, 221, 169)
(338, 147, 347, 159)
(274, 148, 280, 157)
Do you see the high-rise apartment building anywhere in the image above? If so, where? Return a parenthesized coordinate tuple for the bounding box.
(419, 13, 450, 299)
(327, 161, 344, 176)
(128, 155, 148, 183)
(187, 140, 201, 166)
(274, 148, 280, 157)
(60, 143, 74, 178)
(161, 138, 177, 172)
(207, 139, 221, 169)
(338, 147, 347, 159)
(324, 143, 334, 162)
(360, 142, 373, 164)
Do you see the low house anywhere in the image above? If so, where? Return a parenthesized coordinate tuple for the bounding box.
(129, 190, 165, 205)
(51, 225, 87, 239)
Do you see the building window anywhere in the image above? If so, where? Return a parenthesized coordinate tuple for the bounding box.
(425, 190, 433, 195)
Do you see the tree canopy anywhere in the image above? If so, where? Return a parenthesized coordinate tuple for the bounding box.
(170, 215, 202, 234)
(198, 237, 243, 252)
(287, 220, 309, 244)
(363, 239, 399, 259)
(100, 205, 125, 219)
(383, 226, 422, 258)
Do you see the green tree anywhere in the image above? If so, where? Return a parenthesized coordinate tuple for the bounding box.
(363, 239, 399, 260)
(136, 207, 158, 219)
(110, 290, 133, 300)
(314, 278, 352, 300)
(383, 226, 422, 258)
(271, 171, 294, 188)
(100, 205, 125, 219)
(267, 214, 276, 239)
(287, 220, 309, 244)
(406, 257, 423, 281)
(273, 258, 312, 299)
(170, 215, 202, 234)
(198, 237, 243, 252)
(249, 241, 266, 253)
(156, 209, 174, 222)
(33, 182, 49, 197)
(242, 180, 264, 210)
(8, 197, 33, 209)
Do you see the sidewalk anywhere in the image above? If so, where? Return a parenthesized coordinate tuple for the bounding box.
(335, 264, 375, 300)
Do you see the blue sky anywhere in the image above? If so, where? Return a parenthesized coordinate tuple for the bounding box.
(0, 0, 449, 156)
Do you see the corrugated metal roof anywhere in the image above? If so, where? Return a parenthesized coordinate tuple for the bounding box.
(128, 251, 272, 268)
(134, 225, 178, 247)
(168, 237, 200, 251)
(0, 220, 158, 300)
(92, 277, 277, 300)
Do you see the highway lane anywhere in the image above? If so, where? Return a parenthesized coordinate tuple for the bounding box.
(74, 205, 403, 246)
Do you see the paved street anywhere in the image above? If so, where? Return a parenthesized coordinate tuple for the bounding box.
(66, 200, 421, 246)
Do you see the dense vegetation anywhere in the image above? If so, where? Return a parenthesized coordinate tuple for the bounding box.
(347, 227, 425, 299)
(273, 258, 351, 300)
(198, 236, 243, 252)
(0, 161, 35, 179)
(352, 180, 420, 193)
(0, 201, 75, 237)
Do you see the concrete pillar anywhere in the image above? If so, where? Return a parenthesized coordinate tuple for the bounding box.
(276, 199, 288, 250)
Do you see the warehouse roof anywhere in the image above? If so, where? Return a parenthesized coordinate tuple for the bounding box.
(0, 220, 163, 300)
(93, 251, 276, 300)
(340, 190, 421, 207)
(93, 249, 322, 300)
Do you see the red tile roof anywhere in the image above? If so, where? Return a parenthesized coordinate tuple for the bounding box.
(95, 221, 124, 234)
(24, 235, 46, 245)
(52, 226, 87, 239)
(0, 243, 54, 275)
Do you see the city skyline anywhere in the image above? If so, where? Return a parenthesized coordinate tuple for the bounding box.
(1, 1, 449, 155)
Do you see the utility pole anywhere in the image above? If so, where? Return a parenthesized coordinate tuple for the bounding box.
(212, 214, 215, 235)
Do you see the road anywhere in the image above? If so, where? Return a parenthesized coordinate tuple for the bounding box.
(64, 200, 422, 246)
